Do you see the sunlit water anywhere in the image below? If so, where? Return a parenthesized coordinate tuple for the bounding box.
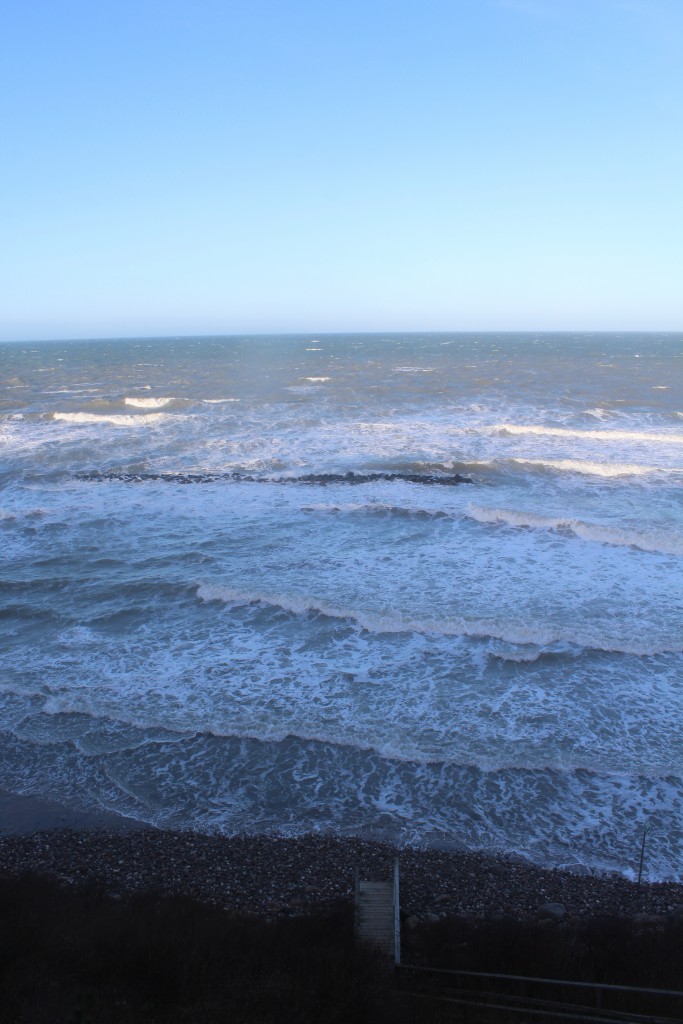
(1, 332, 682, 878)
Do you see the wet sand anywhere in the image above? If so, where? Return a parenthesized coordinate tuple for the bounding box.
(0, 789, 149, 835)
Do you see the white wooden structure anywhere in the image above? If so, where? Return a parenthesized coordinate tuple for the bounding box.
(354, 858, 400, 964)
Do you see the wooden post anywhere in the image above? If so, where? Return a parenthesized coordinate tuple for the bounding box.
(637, 820, 650, 886)
(393, 857, 401, 966)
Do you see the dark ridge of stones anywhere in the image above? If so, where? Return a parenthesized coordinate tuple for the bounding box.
(76, 470, 473, 487)
(1, 830, 681, 923)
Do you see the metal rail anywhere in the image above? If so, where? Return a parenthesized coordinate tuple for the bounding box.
(401, 988, 682, 1024)
(396, 964, 683, 1023)
(398, 964, 683, 1000)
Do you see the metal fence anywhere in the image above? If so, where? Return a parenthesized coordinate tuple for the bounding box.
(396, 963, 683, 1023)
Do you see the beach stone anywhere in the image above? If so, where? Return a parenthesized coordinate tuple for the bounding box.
(536, 902, 567, 922)
(488, 864, 508, 879)
(1, 827, 682, 924)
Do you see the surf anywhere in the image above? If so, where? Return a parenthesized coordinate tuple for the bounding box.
(466, 504, 683, 555)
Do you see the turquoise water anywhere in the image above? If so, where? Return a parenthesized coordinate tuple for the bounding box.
(1, 332, 682, 878)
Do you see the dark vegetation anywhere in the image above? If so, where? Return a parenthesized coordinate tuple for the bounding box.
(403, 911, 683, 988)
(0, 873, 681, 1023)
(0, 873, 412, 1024)
(401, 913, 683, 1021)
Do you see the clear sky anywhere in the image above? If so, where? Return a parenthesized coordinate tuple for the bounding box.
(1, 0, 681, 341)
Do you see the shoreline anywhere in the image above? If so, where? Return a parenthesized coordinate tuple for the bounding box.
(1, 793, 681, 923)
(0, 789, 150, 835)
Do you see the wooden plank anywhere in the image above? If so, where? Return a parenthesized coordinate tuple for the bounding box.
(356, 875, 396, 956)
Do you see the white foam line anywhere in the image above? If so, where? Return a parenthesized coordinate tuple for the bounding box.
(123, 396, 174, 409)
(394, 366, 436, 373)
(196, 583, 682, 656)
(493, 423, 683, 445)
(509, 458, 672, 478)
(466, 504, 683, 555)
(53, 411, 171, 426)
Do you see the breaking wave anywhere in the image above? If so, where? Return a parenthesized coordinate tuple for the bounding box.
(53, 412, 170, 427)
(301, 502, 450, 520)
(123, 396, 175, 409)
(195, 583, 682, 656)
(467, 505, 683, 555)
(493, 423, 683, 445)
(509, 458, 673, 478)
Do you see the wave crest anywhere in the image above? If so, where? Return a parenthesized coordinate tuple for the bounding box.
(466, 505, 683, 555)
(493, 423, 683, 445)
(509, 458, 672, 478)
(53, 412, 170, 426)
(123, 396, 174, 409)
(195, 583, 681, 655)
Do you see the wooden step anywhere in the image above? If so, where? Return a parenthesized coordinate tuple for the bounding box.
(355, 859, 401, 964)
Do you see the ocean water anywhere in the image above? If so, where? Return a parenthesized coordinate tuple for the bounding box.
(1, 332, 682, 879)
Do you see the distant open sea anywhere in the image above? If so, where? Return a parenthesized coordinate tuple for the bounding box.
(1, 333, 682, 879)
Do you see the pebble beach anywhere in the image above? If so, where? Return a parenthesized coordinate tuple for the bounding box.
(1, 793, 681, 923)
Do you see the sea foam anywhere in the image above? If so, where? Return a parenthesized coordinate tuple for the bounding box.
(53, 412, 170, 426)
(493, 423, 683, 445)
(123, 396, 174, 409)
(509, 458, 673, 478)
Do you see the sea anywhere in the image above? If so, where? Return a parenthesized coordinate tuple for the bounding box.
(1, 332, 682, 880)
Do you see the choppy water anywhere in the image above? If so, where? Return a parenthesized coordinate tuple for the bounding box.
(1, 332, 682, 879)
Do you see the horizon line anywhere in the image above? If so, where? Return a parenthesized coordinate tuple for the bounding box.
(2, 328, 682, 345)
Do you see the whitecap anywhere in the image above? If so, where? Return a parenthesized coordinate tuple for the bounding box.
(123, 396, 174, 409)
(466, 504, 683, 555)
(493, 423, 683, 445)
(53, 411, 170, 426)
(43, 388, 100, 395)
(394, 366, 435, 373)
(583, 408, 612, 420)
(196, 583, 682, 656)
(509, 458, 672, 478)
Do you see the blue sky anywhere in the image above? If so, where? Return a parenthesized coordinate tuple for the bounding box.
(1, 0, 681, 340)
